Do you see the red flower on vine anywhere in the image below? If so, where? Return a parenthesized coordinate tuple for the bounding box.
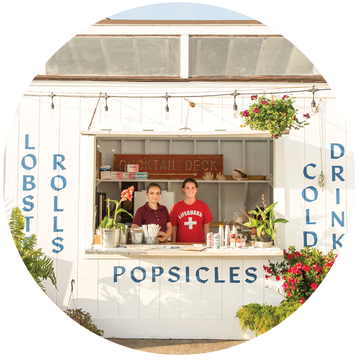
(310, 283, 318, 290)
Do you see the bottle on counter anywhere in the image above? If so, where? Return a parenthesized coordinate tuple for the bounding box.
(206, 232, 214, 248)
(214, 233, 221, 249)
(232, 225, 237, 239)
(229, 233, 236, 247)
(219, 224, 224, 246)
(224, 224, 230, 246)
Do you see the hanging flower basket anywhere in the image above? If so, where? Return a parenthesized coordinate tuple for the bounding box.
(240, 94, 310, 139)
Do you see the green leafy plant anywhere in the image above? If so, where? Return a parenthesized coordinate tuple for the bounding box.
(236, 246, 337, 336)
(99, 185, 134, 233)
(64, 308, 104, 337)
(264, 245, 337, 303)
(235, 301, 301, 336)
(9, 207, 57, 292)
(240, 94, 310, 138)
(242, 194, 288, 240)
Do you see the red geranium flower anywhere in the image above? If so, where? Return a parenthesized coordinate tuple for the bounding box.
(300, 297, 306, 304)
(310, 283, 318, 290)
(302, 265, 310, 272)
(253, 107, 260, 113)
(251, 95, 258, 100)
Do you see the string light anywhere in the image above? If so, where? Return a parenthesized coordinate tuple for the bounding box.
(25, 86, 331, 129)
(49, 92, 55, 110)
(164, 93, 170, 120)
(231, 90, 239, 118)
(309, 85, 319, 115)
(104, 93, 109, 112)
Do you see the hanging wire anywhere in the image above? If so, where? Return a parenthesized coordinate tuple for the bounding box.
(24, 86, 332, 101)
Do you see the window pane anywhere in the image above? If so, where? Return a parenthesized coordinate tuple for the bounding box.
(45, 37, 180, 76)
(189, 36, 319, 77)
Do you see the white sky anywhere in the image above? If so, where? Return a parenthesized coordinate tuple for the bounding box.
(109, 2, 254, 20)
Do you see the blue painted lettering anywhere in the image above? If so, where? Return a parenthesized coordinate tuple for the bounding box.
(331, 143, 345, 159)
(333, 234, 344, 249)
(23, 175, 36, 191)
(336, 188, 340, 205)
(152, 266, 164, 282)
(306, 209, 316, 225)
(52, 237, 64, 253)
(332, 166, 345, 182)
(112, 265, 259, 284)
(230, 267, 240, 283)
(303, 231, 318, 247)
(51, 175, 67, 191)
(21, 154, 37, 170)
(245, 267, 257, 283)
(168, 266, 180, 283)
(114, 266, 126, 282)
(196, 267, 209, 284)
(24, 216, 34, 232)
(53, 216, 64, 232)
(214, 267, 225, 283)
(331, 211, 345, 227)
(302, 186, 318, 202)
(25, 134, 35, 150)
(54, 196, 63, 212)
(53, 154, 66, 170)
(22, 195, 34, 212)
(303, 163, 317, 179)
(131, 266, 146, 283)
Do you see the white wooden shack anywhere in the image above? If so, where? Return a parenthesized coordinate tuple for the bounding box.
(2, 14, 356, 344)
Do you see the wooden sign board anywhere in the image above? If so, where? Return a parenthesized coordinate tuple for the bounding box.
(113, 154, 223, 180)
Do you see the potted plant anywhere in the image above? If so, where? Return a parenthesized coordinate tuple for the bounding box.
(240, 94, 310, 139)
(242, 195, 288, 247)
(64, 308, 104, 337)
(240, 208, 259, 244)
(99, 185, 134, 247)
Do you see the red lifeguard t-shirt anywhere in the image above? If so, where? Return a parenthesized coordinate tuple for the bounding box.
(170, 199, 213, 243)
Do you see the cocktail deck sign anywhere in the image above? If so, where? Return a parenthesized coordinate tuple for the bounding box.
(113, 154, 224, 179)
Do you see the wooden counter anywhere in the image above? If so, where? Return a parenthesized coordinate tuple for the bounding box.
(85, 243, 282, 259)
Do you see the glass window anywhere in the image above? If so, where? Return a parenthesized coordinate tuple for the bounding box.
(189, 36, 320, 77)
(45, 37, 181, 77)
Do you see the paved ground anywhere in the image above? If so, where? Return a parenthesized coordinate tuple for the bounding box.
(106, 338, 247, 355)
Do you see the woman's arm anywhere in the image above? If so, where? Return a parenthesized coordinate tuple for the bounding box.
(171, 226, 177, 242)
(203, 222, 210, 241)
(156, 222, 173, 242)
(131, 223, 140, 228)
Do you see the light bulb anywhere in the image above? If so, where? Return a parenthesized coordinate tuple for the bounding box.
(233, 104, 239, 118)
(165, 104, 170, 120)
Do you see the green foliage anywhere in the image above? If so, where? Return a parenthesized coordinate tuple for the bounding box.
(242, 195, 288, 240)
(240, 94, 310, 138)
(10, 207, 57, 292)
(235, 301, 301, 336)
(64, 308, 104, 337)
(236, 245, 337, 336)
(99, 198, 132, 231)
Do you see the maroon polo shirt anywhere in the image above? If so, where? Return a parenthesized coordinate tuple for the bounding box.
(132, 202, 171, 232)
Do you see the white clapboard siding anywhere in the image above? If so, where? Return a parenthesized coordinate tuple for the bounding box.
(5, 82, 355, 340)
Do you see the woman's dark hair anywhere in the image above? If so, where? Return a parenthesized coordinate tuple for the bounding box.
(146, 182, 162, 193)
(182, 178, 198, 188)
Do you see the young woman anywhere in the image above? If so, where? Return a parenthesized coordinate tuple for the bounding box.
(170, 178, 213, 243)
(131, 183, 172, 242)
